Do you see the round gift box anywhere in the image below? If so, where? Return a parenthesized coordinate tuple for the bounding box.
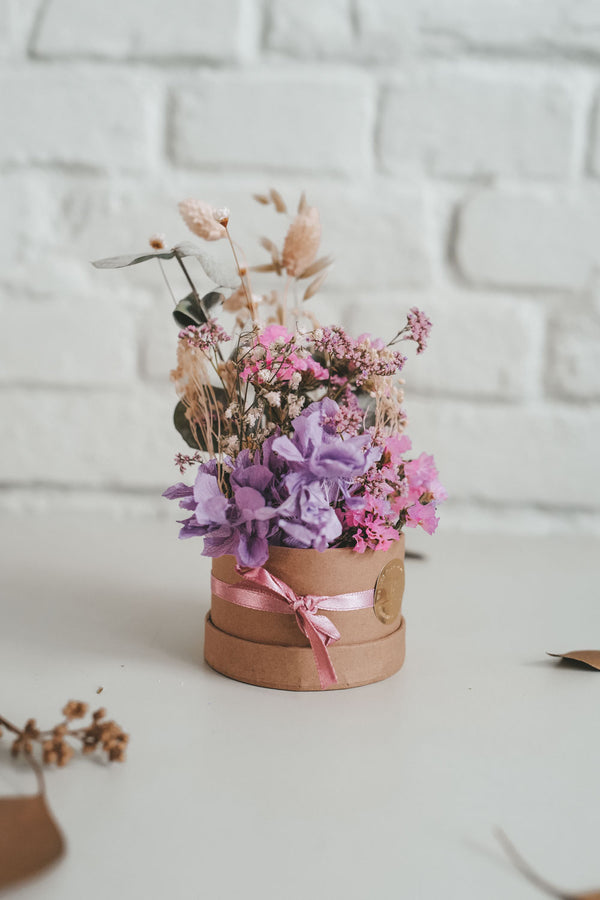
(204, 535, 406, 691)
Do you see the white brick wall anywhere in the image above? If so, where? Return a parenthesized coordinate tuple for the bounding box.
(32, 0, 258, 63)
(378, 71, 575, 179)
(170, 72, 374, 176)
(0, 69, 158, 170)
(1, 0, 599, 535)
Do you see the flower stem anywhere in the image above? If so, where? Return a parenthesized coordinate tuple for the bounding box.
(174, 250, 224, 362)
(157, 258, 177, 306)
(0, 715, 45, 792)
(174, 252, 210, 319)
(282, 275, 292, 328)
(25, 750, 46, 794)
(225, 227, 257, 322)
(0, 715, 21, 735)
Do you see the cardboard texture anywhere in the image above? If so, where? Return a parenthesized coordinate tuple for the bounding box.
(0, 793, 64, 890)
(547, 650, 600, 670)
(205, 536, 406, 691)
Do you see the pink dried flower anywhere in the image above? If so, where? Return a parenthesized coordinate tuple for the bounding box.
(323, 385, 364, 436)
(406, 501, 439, 535)
(313, 326, 405, 386)
(344, 497, 401, 553)
(240, 325, 328, 385)
(178, 199, 226, 242)
(178, 319, 231, 351)
(406, 307, 432, 354)
(174, 451, 203, 474)
(282, 206, 321, 277)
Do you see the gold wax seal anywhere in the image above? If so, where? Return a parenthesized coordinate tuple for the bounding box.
(373, 559, 405, 624)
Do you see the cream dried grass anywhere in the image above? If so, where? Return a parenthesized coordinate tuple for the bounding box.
(179, 199, 226, 242)
(282, 207, 321, 277)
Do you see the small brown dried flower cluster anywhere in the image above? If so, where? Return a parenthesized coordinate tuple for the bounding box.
(1, 700, 128, 769)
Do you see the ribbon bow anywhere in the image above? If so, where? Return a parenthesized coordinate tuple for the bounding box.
(211, 565, 374, 689)
(238, 566, 340, 688)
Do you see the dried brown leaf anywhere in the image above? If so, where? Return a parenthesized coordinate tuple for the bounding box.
(0, 793, 64, 890)
(269, 189, 287, 214)
(298, 191, 308, 215)
(297, 255, 333, 279)
(250, 263, 278, 273)
(253, 193, 270, 205)
(547, 650, 600, 670)
(496, 828, 600, 899)
(259, 236, 279, 257)
(259, 237, 282, 272)
(303, 270, 328, 301)
(222, 286, 248, 313)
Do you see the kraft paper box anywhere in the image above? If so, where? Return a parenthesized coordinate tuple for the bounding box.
(204, 535, 406, 691)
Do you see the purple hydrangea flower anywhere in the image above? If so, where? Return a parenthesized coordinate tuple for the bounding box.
(276, 484, 342, 551)
(202, 484, 278, 567)
(272, 398, 379, 498)
(163, 400, 382, 563)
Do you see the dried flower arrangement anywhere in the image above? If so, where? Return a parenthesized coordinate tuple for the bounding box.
(94, 190, 446, 568)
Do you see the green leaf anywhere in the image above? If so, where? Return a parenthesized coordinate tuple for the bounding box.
(173, 388, 229, 451)
(173, 401, 201, 449)
(173, 292, 223, 328)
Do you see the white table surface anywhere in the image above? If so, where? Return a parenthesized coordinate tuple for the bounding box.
(1, 513, 599, 900)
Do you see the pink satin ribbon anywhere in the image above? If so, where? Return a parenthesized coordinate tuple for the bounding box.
(211, 566, 375, 689)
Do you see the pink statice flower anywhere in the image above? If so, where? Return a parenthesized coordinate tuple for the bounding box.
(344, 496, 401, 553)
(346, 437, 446, 546)
(403, 453, 447, 504)
(241, 325, 329, 384)
(174, 451, 203, 474)
(322, 384, 364, 436)
(382, 433, 412, 464)
(406, 500, 439, 535)
(396, 452, 446, 535)
(256, 324, 290, 347)
(179, 319, 231, 351)
(406, 307, 432, 354)
(313, 326, 406, 386)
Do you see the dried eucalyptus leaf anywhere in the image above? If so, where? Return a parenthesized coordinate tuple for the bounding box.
(173, 402, 201, 450)
(297, 255, 333, 279)
(171, 241, 202, 258)
(92, 249, 176, 269)
(175, 244, 239, 289)
(0, 793, 64, 890)
(269, 189, 287, 213)
(547, 650, 600, 670)
(303, 270, 328, 301)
